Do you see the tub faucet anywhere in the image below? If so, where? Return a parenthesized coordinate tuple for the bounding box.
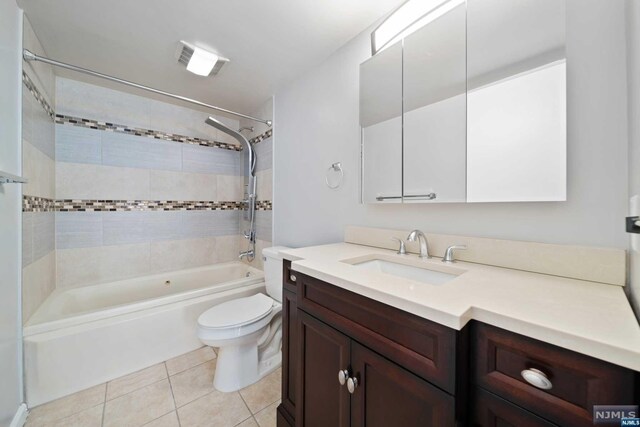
(407, 229, 430, 259)
(239, 249, 254, 260)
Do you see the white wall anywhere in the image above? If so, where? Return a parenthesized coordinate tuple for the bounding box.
(0, 0, 24, 425)
(627, 0, 640, 315)
(274, 0, 629, 250)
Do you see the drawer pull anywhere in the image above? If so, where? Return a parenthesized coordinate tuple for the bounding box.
(290, 274, 297, 282)
(347, 377, 358, 394)
(521, 368, 553, 390)
(338, 369, 349, 386)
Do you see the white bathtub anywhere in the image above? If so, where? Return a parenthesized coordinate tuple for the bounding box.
(24, 262, 265, 407)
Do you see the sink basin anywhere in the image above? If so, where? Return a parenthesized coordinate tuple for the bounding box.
(346, 256, 464, 286)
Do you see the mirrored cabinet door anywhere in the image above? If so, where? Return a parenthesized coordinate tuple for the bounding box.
(402, 3, 467, 203)
(360, 41, 403, 203)
(466, 0, 567, 202)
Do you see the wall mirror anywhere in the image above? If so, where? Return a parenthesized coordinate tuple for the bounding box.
(360, 0, 566, 204)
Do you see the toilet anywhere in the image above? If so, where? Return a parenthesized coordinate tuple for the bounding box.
(197, 246, 289, 392)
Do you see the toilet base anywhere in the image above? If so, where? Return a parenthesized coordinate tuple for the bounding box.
(212, 341, 282, 392)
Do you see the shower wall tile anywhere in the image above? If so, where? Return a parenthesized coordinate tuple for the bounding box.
(23, 213, 34, 267)
(216, 175, 244, 201)
(102, 132, 183, 171)
(182, 144, 241, 175)
(149, 170, 218, 201)
(55, 211, 241, 250)
(254, 137, 273, 172)
(57, 243, 151, 288)
(23, 251, 56, 323)
(256, 168, 273, 201)
(22, 85, 55, 159)
(56, 125, 102, 164)
(56, 212, 103, 249)
(255, 210, 273, 242)
(33, 212, 55, 261)
(149, 237, 217, 274)
(23, 141, 56, 200)
(57, 162, 151, 200)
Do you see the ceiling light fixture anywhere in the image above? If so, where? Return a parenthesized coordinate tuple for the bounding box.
(371, 0, 465, 55)
(177, 41, 229, 77)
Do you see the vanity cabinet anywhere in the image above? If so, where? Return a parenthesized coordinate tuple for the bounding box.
(278, 260, 638, 427)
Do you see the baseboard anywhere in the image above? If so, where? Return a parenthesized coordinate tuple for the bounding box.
(9, 403, 28, 427)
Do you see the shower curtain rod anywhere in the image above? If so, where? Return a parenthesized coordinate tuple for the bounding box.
(22, 49, 272, 127)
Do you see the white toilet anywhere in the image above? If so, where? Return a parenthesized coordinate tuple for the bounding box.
(197, 246, 289, 392)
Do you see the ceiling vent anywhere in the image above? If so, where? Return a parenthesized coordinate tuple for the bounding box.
(176, 41, 229, 76)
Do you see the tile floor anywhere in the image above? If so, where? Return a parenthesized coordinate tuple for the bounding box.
(25, 347, 281, 427)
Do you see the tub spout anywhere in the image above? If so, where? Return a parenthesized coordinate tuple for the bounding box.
(239, 249, 254, 260)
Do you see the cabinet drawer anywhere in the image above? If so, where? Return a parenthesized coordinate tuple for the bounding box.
(283, 260, 297, 293)
(472, 322, 636, 427)
(472, 387, 557, 427)
(295, 271, 458, 394)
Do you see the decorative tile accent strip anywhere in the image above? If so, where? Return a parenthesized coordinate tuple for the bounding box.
(55, 114, 243, 151)
(23, 195, 56, 212)
(249, 128, 273, 144)
(22, 71, 55, 121)
(255, 200, 273, 211)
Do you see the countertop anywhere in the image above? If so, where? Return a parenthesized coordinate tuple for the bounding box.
(281, 243, 640, 372)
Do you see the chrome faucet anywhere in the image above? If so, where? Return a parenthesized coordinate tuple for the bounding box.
(407, 230, 430, 258)
(239, 249, 254, 260)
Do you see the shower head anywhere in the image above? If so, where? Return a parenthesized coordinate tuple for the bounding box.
(205, 116, 256, 177)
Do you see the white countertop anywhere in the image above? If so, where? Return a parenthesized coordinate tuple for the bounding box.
(281, 243, 640, 372)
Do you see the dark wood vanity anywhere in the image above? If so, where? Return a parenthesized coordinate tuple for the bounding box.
(277, 260, 638, 427)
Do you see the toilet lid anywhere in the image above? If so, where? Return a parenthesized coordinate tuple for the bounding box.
(198, 293, 274, 329)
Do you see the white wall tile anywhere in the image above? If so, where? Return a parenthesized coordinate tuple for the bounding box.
(56, 162, 150, 200)
(256, 169, 273, 201)
(56, 212, 103, 249)
(57, 243, 151, 288)
(149, 170, 217, 201)
(23, 140, 55, 199)
(102, 132, 182, 171)
(149, 237, 217, 273)
(56, 125, 102, 164)
(22, 251, 56, 323)
(216, 175, 244, 201)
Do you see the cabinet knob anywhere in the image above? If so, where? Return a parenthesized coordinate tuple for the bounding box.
(347, 377, 358, 394)
(521, 368, 553, 390)
(289, 274, 297, 282)
(338, 369, 349, 385)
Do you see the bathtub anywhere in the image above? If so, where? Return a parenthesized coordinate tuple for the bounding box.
(24, 262, 265, 407)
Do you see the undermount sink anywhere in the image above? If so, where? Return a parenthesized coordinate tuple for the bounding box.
(344, 256, 465, 286)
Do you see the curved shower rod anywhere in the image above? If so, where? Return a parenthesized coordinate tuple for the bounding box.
(22, 49, 272, 127)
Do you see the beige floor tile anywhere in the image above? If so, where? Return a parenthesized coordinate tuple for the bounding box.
(107, 363, 167, 400)
(169, 359, 216, 407)
(143, 411, 180, 427)
(254, 400, 279, 427)
(235, 417, 259, 427)
(27, 383, 106, 424)
(166, 346, 216, 376)
(239, 368, 281, 414)
(26, 404, 104, 427)
(177, 390, 251, 427)
(103, 379, 175, 427)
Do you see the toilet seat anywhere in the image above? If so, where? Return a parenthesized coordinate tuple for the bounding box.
(198, 293, 274, 330)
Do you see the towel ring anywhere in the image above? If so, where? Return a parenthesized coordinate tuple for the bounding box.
(326, 162, 343, 189)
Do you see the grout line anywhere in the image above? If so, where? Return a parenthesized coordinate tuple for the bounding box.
(101, 384, 107, 427)
(167, 355, 217, 378)
(164, 362, 179, 414)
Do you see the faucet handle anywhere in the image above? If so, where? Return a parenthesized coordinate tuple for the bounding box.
(443, 245, 467, 263)
(391, 237, 407, 255)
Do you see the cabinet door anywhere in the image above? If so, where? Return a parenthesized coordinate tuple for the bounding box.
(350, 342, 455, 427)
(296, 311, 350, 427)
(472, 387, 557, 427)
(281, 289, 297, 418)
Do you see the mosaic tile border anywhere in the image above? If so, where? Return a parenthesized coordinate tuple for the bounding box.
(23, 196, 273, 212)
(22, 70, 275, 152)
(55, 114, 243, 151)
(22, 71, 55, 121)
(23, 195, 56, 212)
(249, 128, 273, 144)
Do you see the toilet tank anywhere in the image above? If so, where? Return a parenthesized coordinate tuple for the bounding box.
(262, 246, 290, 303)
